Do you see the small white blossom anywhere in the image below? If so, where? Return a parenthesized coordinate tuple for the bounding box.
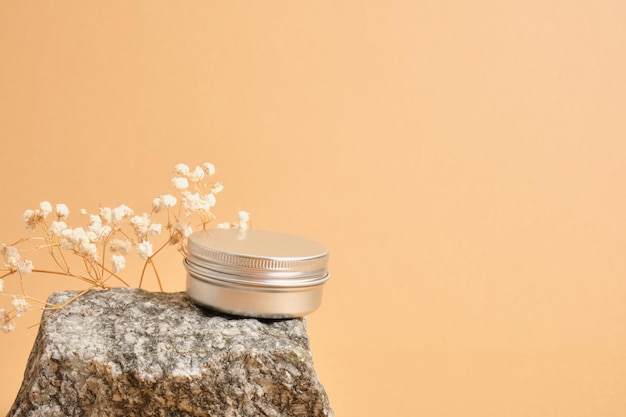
(170, 222, 193, 244)
(162, 194, 177, 207)
(238, 211, 250, 230)
(148, 223, 162, 237)
(39, 201, 52, 217)
(182, 191, 215, 215)
(111, 255, 126, 273)
(152, 197, 163, 212)
(0, 308, 15, 333)
(63, 227, 88, 246)
(1, 322, 15, 333)
(12, 298, 28, 317)
(211, 182, 224, 194)
(17, 260, 34, 274)
(49, 221, 68, 236)
(0, 278, 4, 293)
(99, 207, 113, 224)
(174, 163, 190, 176)
(112, 204, 134, 224)
(22, 209, 37, 231)
(80, 208, 88, 216)
(109, 239, 132, 255)
(79, 241, 98, 261)
(88, 215, 111, 240)
(172, 177, 189, 190)
(3, 246, 21, 268)
(152, 194, 177, 213)
(203, 162, 216, 176)
(238, 211, 250, 222)
(188, 165, 205, 182)
(137, 240, 153, 260)
(91, 224, 112, 240)
(55, 203, 70, 220)
(176, 222, 193, 238)
(60, 234, 74, 250)
(130, 213, 151, 240)
(217, 222, 232, 229)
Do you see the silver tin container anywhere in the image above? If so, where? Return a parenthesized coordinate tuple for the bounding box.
(185, 228, 329, 318)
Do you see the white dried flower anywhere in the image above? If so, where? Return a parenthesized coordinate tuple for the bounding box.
(182, 191, 215, 215)
(130, 213, 151, 240)
(170, 222, 193, 244)
(211, 183, 224, 194)
(0, 278, 4, 293)
(174, 163, 190, 176)
(112, 204, 133, 224)
(217, 222, 232, 229)
(176, 222, 193, 238)
(79, 241, 98, 261)
(148, 223, 162, 237)
(172, 177, 189, 190)
(161, 194, 177, 207)
(12, 297, 28, 317)
(238, 211, 250, 230)
(1, 322, 15, 333)
(60, 233, 74, 250)
(49, 221, 67, 236)
(188, 165, 205, 182)
(22, 209, 37, 231)
(89, 214, 101, 226)
(55, 203, 70, 220)
(0, 308, 14, 333)
(152, 194, 177, 213)
(99, 207, 113, 224)
(238, 210, 250, 222)
(137, 240, 153, 260)
(64, 227, 88, 245)
(3, 246, 20, 268)
(203, 162, 216, 176)
(88, 215, 111, 240)
(111, 255, 126, 273)
(39, 201, 52, 217)
(17, 260, 34, 274)
(80, 208, 88, 216)
(92, 224, 112, 240)
(109, 239, 132, 255)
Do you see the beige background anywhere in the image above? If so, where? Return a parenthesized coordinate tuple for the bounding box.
(1, 1, 626, 416)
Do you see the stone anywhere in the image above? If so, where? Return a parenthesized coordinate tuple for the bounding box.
(8, 287, 333, 417)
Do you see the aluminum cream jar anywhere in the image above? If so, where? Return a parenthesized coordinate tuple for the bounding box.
(185, 228, 329, 318)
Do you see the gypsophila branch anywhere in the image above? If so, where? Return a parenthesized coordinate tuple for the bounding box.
(0, 162, 250, 334)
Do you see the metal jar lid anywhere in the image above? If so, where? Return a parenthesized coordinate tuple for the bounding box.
(184, 228, 329, 317)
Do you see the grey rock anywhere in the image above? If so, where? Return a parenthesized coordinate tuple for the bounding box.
(9, 288, 333, 417)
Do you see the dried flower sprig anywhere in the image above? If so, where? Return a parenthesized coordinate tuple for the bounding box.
(0, 162, 249, 334)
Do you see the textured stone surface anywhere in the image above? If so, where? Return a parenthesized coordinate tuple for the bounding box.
(9, 287, 333, 417)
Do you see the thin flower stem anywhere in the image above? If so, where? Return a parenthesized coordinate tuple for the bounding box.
(28, 286, 95, 329)
(98, 264, 131, 287)
(1, 270, 14, 279)
(138, 258, 149, 289)
(150, 259, 163, 292)
(137, 238, 171, 289)
(18, 271, 27, 296)
(49, 242, 71, 274)
(32, 269, 97, 286)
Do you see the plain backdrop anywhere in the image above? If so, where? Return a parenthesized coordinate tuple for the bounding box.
(1, 1, 626, 416)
